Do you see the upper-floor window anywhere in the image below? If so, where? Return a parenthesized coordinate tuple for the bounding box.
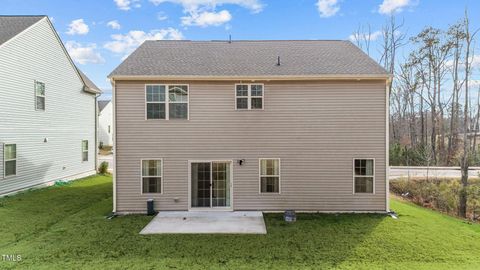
(4, 144, 17, 177)
(146, 85, 188, 120)
(354, 159, 374, 193)
(235, 84, 263, 110)
(35, 81, 45, 110)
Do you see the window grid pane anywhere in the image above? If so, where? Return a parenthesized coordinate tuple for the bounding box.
(251, 85, 263, 96)
(5, 144, 16, 160)
(251, 98, 263, 109)
(169, 103, 188, 119)
(236, 85, 248, 96)
(261, 177, 279, 193)
(147, 103, 166, 119)
(142, 177, 161, 193)
(236, 98, 248, 109)
(168, 85, 188, 103)
(5, 160, 16, 176)
(142, 160, 162, 177)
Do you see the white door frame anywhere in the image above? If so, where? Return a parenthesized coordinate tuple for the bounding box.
(188, 160, 234, 211)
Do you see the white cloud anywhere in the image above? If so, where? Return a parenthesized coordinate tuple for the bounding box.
(114, 0, 141, 10)
(66, 19, 89, 35)
(149, 0, 263, 13)
(157, 12, 168, 20)
(65, 41, 105, 65)
(107, 20, 121, 30)
(349, 30, 382, 42)
(316, 0, 340, 18)
(104, 28, 184, 57)
(182, 10, 232, 27)
(473, 55, 480, 68)
(378, 0, 413, 15)
(149, 0, 262, 27)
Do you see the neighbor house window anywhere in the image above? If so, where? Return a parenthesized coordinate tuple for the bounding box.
(4, 144, 17, 177)
(236, 84, 263, 110)
(354, 159, 374, 193)
(82, 140, 88, 162)
(145, 84, 188, 120)
(142, 159, 162, 193)
(35, 81, 45, 110)
(260, 158, 280, 193)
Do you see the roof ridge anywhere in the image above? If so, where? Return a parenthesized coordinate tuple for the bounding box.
(0, 15, 47, 17)
(146, 39, 349, 42)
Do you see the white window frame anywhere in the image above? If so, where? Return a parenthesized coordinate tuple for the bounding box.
(145, 84, 189, 120)
(140, 159, 164, 194)
(35, 81, 45, 111)
(235, 83, 264, 110)
(259, 158, 281, 194)
(81, 140, 88, 162)
(353, 158, 375, 194)
(3, 143, 17, 178)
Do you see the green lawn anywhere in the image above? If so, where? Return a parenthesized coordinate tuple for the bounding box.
(1, 175, 479, 269)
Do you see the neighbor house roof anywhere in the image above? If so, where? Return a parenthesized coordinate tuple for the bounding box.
(109, 40, 390, 80)
(0, 15, 101, 94)
(0, 15, 45, 46)
(98, 100, 110, 112)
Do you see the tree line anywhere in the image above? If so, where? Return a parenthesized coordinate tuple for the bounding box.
(352, 10, 479, 218)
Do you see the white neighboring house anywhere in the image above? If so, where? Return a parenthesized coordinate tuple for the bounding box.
(0, 16, 101, 196)
(98, 100, 113, 147)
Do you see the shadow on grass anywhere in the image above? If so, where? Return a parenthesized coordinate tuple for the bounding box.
(0, 175, 112, 246)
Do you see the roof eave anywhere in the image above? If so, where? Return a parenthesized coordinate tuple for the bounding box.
(83, 86, 102, 94)
(108, 74, 392, 81)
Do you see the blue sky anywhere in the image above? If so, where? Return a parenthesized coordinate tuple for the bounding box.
(2, 0, 479, 100)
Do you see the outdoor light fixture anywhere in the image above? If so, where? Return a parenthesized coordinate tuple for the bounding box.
(44, 138, 48, 143)
(238, 159, 245, 166)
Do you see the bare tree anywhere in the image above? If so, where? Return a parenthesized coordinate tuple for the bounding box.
(459, 10, 479, 218)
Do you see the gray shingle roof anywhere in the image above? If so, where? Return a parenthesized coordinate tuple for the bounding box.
(109, 40, 389, 78)
(0, 16, 46, 46)
(98, 100, 110, 112)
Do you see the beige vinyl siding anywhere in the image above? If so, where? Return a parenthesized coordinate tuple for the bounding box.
(115, 80, 387, 213)
(0, 18, 96, 195)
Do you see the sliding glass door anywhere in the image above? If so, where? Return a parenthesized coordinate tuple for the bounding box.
(191, 161, 231, 209)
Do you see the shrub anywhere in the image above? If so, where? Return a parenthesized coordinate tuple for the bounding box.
(390, 177, 480, 220)
(98, 161, 109, 174)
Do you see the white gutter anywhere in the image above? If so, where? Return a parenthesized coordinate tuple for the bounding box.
(108, 74, 392, 81)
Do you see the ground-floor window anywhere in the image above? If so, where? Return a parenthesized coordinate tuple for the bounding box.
(354, 159, 374, 193)
(4, 144, 16, 177)
(142, 159, 162, 193)
(259, 158, 280, 193)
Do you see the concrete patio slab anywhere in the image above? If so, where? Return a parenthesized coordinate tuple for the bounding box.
(139, 211, 267, 234)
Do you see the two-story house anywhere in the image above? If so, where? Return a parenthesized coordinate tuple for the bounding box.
(108, 40, 390, 214)
(0, 16, 100, 195)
